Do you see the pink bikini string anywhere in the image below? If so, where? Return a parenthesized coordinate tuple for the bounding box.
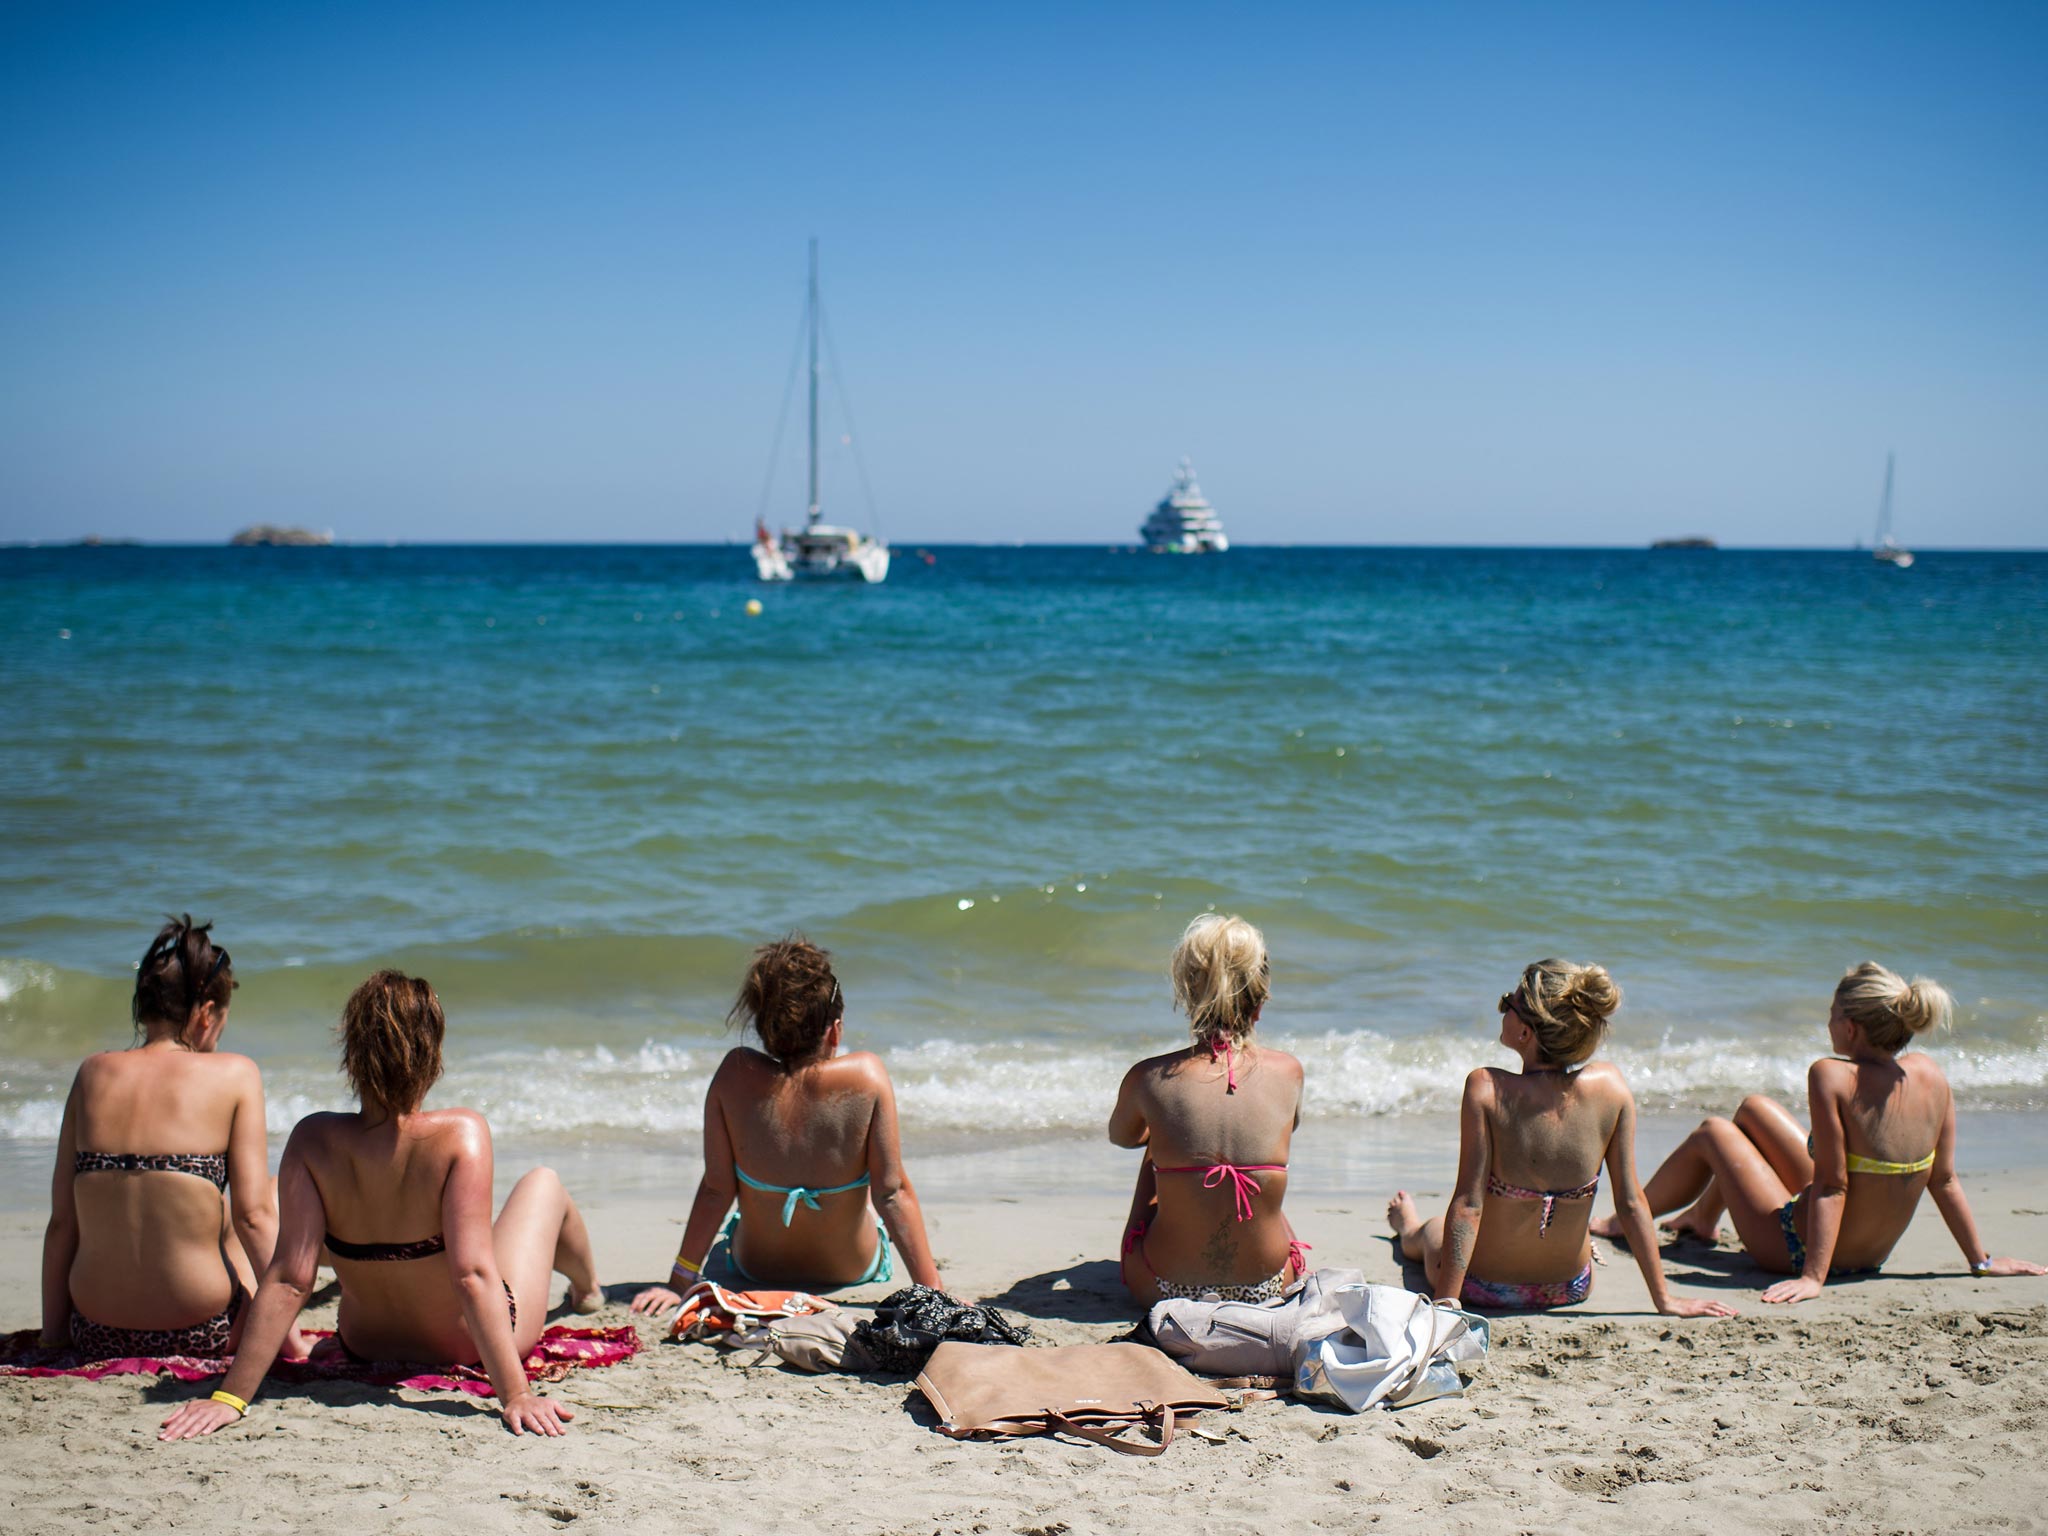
(1207, 1035, 1237, 1092)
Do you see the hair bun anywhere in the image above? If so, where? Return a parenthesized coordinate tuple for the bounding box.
(1898, 976, 1954, 1036)
(1561, 964, 1620, 1023)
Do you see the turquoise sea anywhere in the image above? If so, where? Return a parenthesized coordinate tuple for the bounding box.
(2, 545, 2044, 1148)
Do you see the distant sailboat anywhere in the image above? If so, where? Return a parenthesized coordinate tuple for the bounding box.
(1872, 452, 1914, 568)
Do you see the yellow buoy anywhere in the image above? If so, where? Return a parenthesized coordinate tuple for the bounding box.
(744, 599, 763, 617)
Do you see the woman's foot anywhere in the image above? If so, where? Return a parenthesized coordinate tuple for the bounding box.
(1386, 1190, 1423, 1240)
(568, 1284, 605, 1314)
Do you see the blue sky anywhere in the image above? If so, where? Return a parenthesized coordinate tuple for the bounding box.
(2, 1, 2043, 546)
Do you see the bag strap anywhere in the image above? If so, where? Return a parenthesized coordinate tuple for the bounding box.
(1040, 1405, 1178, 1458)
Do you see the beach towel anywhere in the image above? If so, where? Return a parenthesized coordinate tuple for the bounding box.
(0, 1325, 639, 1400)
(665, 1280, 837, 1343)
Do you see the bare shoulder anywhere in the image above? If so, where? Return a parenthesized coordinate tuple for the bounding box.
(1900, 1051, 1952, 1094)
(1810, 1055, 1857, 1092)
(1258, 1047, 1304, 1083)
(1574, 1060, 1633, 1102)
(1462, 1065, 1503, 1104)
(829, 1050, 891, 1089)
(712, 1046, 779, 1090)
(410, 1106, 492, 1159)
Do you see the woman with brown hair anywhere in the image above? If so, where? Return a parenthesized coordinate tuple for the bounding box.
(159, 970, 601, 1439)
(1387, 959, 1735, 1317)
(42, 916, 283, 1360)
(630, 935, 940, 1312)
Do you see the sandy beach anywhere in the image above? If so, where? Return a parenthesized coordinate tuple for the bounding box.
(3, 1112, 2045, 1535)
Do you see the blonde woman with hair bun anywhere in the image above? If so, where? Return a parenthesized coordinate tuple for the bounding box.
(1388, 960, 1736, 1317)
(1109, 914, 1309, 1307)
(1595, 962, 2044, 1302)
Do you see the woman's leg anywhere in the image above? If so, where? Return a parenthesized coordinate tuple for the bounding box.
(493, 1166, 602, 1349)
(1660, 1096, 1813, 1241)
(1385, 1192, 1444, 1291)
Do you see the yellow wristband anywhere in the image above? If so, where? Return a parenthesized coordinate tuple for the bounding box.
(209, 1390, 249, 1417)
(671, 1254, 702, 1277)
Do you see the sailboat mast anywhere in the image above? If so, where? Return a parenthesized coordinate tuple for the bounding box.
(806, 238, 820, 526)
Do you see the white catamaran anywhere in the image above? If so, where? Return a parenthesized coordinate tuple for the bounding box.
(752, 241, 890, 584)
(1872, 452, 1914, 568)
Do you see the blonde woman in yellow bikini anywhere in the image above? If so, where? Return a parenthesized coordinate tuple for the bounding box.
(1593, 962, 2044, 1302)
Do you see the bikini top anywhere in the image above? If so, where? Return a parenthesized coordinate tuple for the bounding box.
(1846, 1149, 1935, 1176)
(734, 1165, 870, 1228)
(325, 1232, 447, 1261)
(1486, 1171, 1601, 1237)
(1805, 1134, 1937, 1177)
(1155, 1038, 1292, 1225)
(75, 1150, 228, 1190)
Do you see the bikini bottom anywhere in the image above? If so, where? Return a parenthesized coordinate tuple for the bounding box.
(713, 1210, 894, 1288)
(1776, 1193, 1878, 1276)
(70, 1283, 245, 1362)
(1459, 1262, 1593, 1310)
(1152, 1266, 1294, 1303)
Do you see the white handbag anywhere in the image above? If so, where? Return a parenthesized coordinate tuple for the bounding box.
(1293, 1283, 1488, 1412)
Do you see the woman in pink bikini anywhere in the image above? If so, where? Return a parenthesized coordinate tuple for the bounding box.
(1387, 959, 1735, 1317)
(1111, 914, 1308, 1307)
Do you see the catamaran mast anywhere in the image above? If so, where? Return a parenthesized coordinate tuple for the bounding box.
(806, 238, 820, 527)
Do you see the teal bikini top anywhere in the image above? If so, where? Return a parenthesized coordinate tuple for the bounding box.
(734, 1165, 870, 1227)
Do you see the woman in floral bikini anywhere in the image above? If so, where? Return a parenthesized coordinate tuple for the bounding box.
(1387, 958, 1734, 1318)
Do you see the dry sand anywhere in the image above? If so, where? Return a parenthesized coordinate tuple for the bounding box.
(3, 1114, 2046, 1535)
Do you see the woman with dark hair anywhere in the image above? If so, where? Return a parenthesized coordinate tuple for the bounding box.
(630, 936, 941, 1312)
(159, 970, 601, 1440)
(42, 916, 283, 1360)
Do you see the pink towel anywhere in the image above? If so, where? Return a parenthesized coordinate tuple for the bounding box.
(0, 1325, 639, 1399)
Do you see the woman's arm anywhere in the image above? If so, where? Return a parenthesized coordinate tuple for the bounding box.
(1764, 1062, 1846, 1304)
(630, 1067, 741, 1314)
(1432, 1071, 1492, 1304)
(1604, 1079, 1737, 1318)
(1107, 1062, 1151, 1150)
(158, 1126, 327, 1440)
(862, 1064, 942, 1289)
(39, 1075, 81, 1348)
(439, 1115, 570, 1436)
(1925, 1081, 2046, 1277)
(225, 1057, 278, 1274)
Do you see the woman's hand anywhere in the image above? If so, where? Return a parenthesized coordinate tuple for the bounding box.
(158, 1399, 245, 1441)
(501, 1392, 575, 1437)
(1977, 1256, 2048, 1277)
(630, 1285, 683, 1315)
(1658, 1295, 1739, 1319)
(1761, 1274, 1823, 1305)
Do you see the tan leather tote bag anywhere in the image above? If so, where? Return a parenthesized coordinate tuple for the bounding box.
(914, 1341, 1228, 1456)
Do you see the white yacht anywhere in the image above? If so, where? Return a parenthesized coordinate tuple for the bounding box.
(751, 241, 890, 584)
(1871, 452, 1913, 568)
(1140, 459, 1229, 553)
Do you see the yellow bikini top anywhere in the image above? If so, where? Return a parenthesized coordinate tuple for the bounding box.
(1844, 1149, 1935, 1176)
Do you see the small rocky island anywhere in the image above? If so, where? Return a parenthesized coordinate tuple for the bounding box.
(1650, 535, 1717, 549)
(229, 525, 334, 547)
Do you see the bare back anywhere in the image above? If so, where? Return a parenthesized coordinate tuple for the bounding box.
(60, 1045, 266, 1329)
(289, 1106, 534, 1360)
(707, 1047, 891, 1285)
(1812, 1051, 1952, 1271)
(1464, 1062, 1626, 1284)
(1117, 1042, 1303, 1290)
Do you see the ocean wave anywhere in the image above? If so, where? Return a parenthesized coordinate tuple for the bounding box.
(7, 1026, 2044, 1144)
